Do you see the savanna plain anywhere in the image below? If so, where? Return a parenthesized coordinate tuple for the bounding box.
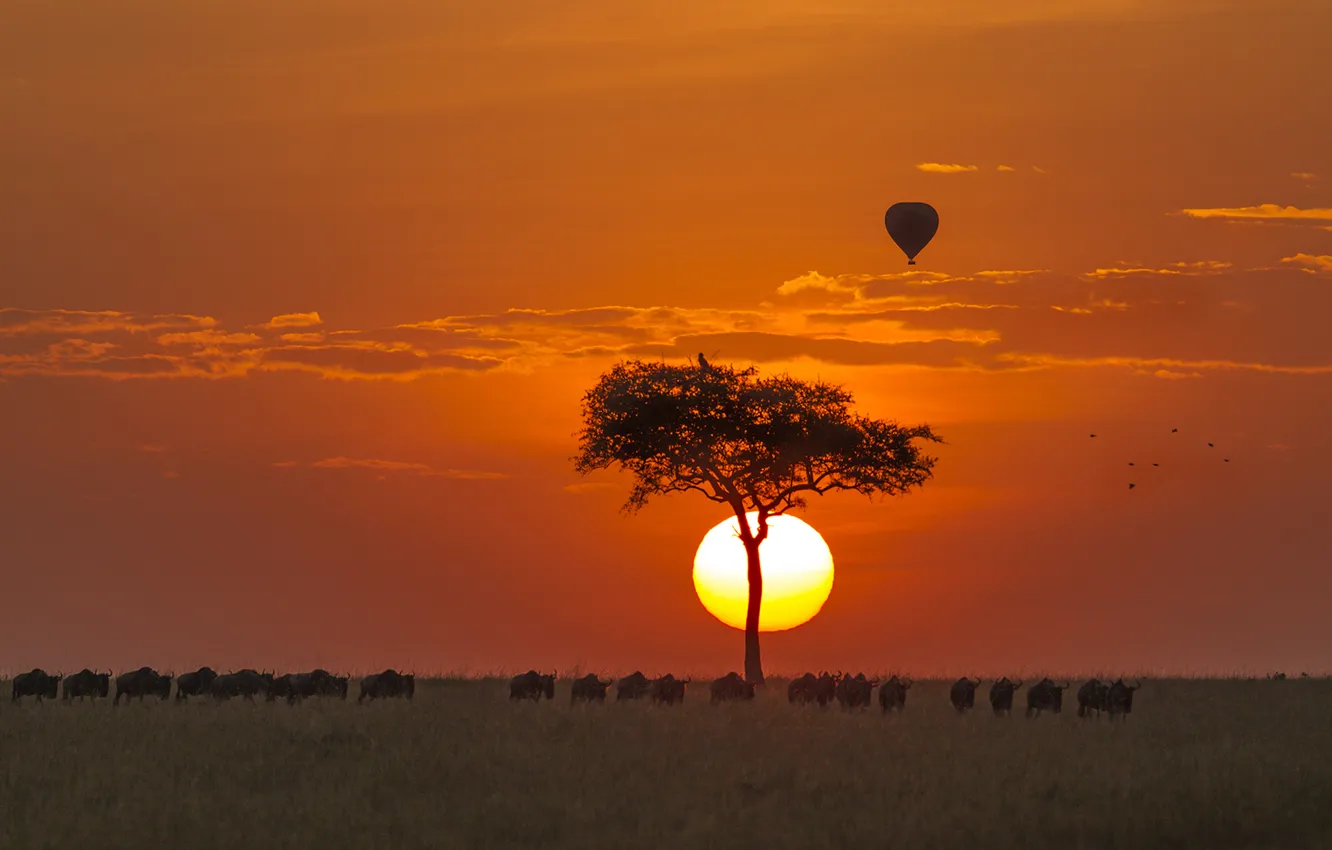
(3, 677, 1330, 850)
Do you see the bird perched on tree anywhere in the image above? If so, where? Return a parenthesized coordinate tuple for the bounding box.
(697, 353, 711, 371)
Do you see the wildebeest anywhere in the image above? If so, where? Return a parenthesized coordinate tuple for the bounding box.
(650, 674, 689, 706)
(281, 669, 348, 703)
(360, 669, 416, 703)
(1076, 678, 1110, 718)
(508, 670, 555, 701)
(710, 672, 756, 704)
(62, 669, 110, 702)
(878, 675, 912, 714)
(1026, 678, 1070, 718)
(988, 677, 1023, 717)
(114, 667, 172, 705)
(788, 672, 838, 706)
(616, 671, 651, 702)
(570, 674, 613, 704)
(175, 667, 218, 701)
(949, 677, 982, 713)
(1106, 679, 1141, 720)
(310, 669, 349, 700)
(266, 673, 298, 703)
(12, 669, 61, 703)
(835, 673, 878, 709)
(210, 669, 270, 702)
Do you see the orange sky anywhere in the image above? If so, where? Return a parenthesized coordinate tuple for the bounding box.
(2, 0, 1330, 676)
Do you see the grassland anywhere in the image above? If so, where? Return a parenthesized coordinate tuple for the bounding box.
(3, 677, 1330, 849)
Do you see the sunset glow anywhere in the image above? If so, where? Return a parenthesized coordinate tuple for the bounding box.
(693, 514, 834, 633)
(1, 0, 1330, 677)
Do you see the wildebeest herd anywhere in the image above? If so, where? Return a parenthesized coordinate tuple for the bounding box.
(507, 670, 1144, 718)
(10, 667, 415, 705)
(12, 666, 1141, 719)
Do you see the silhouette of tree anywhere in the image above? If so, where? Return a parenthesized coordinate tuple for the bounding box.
(573, 359, 941, 683)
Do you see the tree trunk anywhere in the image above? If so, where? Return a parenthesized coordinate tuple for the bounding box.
(743, 538, 765, 684)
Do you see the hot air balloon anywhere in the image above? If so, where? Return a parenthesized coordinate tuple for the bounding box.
(884, 202, 939, 265)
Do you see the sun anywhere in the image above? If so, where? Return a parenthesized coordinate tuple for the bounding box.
(692, 513, 834, 632)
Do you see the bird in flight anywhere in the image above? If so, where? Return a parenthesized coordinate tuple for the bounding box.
(1129, 462, 1135, 466)
(1171, 428, 1178, 433)
(1090, 434, 1097, 438)
(1224, 458, 1230, 463)
(1128, 483, 1136, 490)
(1208, 442, 1214, 447)
(1152, 463, 1159, 467)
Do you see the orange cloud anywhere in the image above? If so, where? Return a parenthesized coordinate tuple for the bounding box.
(1180, 204, 1332, 221)
(1291, 172, 1319, 181)
(915, 162, 978, 174)
(261, 312, 323, 329)
(1281, 254, 1332, 273)
(1084, 261, 1231, 279)
(0, 309, 215, 337)
(997, 165, 1016, 172)
(307, 457, 508, 479)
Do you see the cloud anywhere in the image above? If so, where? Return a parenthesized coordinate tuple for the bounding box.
(260, 312, 323, 329)
(1032, 166, 1048, 174)
(1084, 261, 1232, 279)
(5, 260, 1331, 382)
(996, 354, 1332, 376)
(1281, 254, 1332, 273)
(156, 330, 262, 347)
(997, 165, 1016, 172)
(0, 309, 215, 337)
(1180, 204, 1332, 222)
(304, 457, 508, 479)
(1291, 172, 1319, 181)
(915, 163, 978, 174)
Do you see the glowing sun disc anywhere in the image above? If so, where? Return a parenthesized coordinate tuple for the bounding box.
(692, 513, 834, 632)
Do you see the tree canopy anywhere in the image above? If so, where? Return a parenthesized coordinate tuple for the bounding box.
(573, 359, 942, 521)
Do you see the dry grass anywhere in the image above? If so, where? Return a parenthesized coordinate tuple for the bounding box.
(3, 677, 1330, 849)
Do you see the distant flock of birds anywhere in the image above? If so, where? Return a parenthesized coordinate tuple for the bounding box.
(1089, 426, 1236, 491)
(8, 667, 414, 705)
(514, 670, 1144, 719)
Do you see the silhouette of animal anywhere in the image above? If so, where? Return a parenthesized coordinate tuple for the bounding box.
(114, 667, 172, 705)
(508, 670, 555, 701)
(62, 669, 110, 702)
(697, 353, 711, 370)
(358, 669, 415, 702)
(835, 673, 878, 709)
(650, 674, 689, 706)
(1106, 679, 1141, 720)
(210, 669, 269, 702)
(988, 677, 1023, 716)
(616, 671, 651, 701)
(1026, 678, 1070, 718)
(878, 675, 913, 713)
(1077, 679, 1110, 718)
(709, 672, 756, 704)
(12, 669, 61, 703)
(175, 667, 218, 701)
(570, 674, 613, 704)
(949, 677, 982, 713)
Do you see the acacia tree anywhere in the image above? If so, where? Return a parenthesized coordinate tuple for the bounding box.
(572, 358, 941, 683)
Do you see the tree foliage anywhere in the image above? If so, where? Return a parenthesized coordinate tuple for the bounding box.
(573, 359, 942, 522)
